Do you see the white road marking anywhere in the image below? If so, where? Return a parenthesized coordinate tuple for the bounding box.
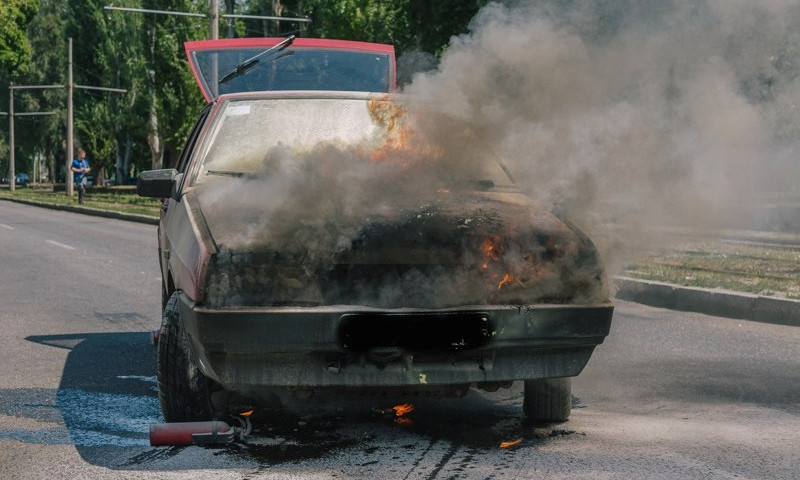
(0, 224, 14, 230)
(47, 239, 76, 250)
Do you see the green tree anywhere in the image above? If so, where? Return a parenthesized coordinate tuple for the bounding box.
(14, 0, 65, 182)
(0, 0, 38, 76)
(66, 0, 128, 185)
(139, 0, 207, 170)
(299, 0, 487, 56)
(405, 0, 488, 56)
(302, 0, 413, 49)
(0, 0, 39, 177)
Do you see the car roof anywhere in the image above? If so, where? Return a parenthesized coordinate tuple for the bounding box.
(185, 37, 396, 102)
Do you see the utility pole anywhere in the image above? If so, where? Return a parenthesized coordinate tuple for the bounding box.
(9, 83, 14, 192)
(225, 0, 235, 38)
(209, 0, 219, 96)
(210, 0, 219, 40)
(67, 38, 74, 197)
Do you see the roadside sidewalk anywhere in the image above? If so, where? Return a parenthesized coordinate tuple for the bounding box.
(614, 276, 800, 327)
(0, 196, 159, 225)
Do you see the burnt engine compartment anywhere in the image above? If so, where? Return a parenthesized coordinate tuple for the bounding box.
(203, 203, 606, 309)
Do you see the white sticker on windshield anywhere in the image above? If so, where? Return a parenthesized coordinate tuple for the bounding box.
(227, 104, 251, 116)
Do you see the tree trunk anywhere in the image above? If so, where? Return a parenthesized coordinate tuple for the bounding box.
(147, 20, 163, 171)
(47, 151, 55, 184)
(272, 0, 283, 35)
(148, 99, 163, 171)
(123, 134, 132, 184)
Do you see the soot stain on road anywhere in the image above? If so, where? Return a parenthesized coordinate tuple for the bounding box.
(225, 393, 585, 465)
(229, 413, 359, 463)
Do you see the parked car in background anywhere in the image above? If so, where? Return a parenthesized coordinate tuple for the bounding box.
(137, 37, 614, 426)
(1, 173, 30, 186)
(15, 173, 30, 186)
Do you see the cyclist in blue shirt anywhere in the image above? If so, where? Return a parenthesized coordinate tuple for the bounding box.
(71, 149, 91, 204)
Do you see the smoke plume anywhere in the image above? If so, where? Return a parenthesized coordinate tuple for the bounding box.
(197, 0, 800, 302)
(403, 0, 800, 267)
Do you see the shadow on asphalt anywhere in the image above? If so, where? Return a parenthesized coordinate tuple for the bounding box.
(14, 332, 161, 463)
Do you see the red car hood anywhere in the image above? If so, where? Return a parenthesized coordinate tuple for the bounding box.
(185, 37, 396, 102)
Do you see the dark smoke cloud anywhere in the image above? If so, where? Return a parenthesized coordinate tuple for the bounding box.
(198, 0, 800, 293)
(404, 0, 800, 269)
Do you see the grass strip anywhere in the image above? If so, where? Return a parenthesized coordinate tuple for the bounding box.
(0, 186, 161, 218)
(623, 240, 800, 299)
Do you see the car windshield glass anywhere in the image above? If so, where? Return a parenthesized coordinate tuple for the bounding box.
(191, 48, 392, 95)
(197, 97, 384, 179)
(194, 96, 515, 188)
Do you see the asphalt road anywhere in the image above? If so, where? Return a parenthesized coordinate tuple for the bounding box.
(1, 201, 798, 479)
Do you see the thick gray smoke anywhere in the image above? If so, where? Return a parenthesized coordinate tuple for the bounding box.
(197, 0, 800, 305)
(404, 0, 800, 268)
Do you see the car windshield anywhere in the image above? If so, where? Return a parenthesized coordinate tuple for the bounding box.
(190, 47, 392, 96)
(193, 96, 515, 188)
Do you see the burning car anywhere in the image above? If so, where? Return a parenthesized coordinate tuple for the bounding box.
(138, 37, 613, 425)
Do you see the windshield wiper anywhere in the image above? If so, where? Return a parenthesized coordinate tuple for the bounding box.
(218, 35, 295, 85)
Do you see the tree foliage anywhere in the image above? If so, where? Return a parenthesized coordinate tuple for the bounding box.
(13, 0, 65, 181)
(0, 0, 38, 77)
(2, 0, 484, 185)
(0, 0, 38, 175)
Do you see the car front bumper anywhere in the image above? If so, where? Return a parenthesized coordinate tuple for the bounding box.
(177, 292, 613, 391)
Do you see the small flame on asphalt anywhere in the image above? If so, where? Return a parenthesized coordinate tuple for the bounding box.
(393, 403, 414, 417)
(499, 438, 522, 449)
(374, 403, 416, 426)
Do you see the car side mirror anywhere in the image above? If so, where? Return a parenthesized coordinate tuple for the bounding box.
(137, 169, 180, 198)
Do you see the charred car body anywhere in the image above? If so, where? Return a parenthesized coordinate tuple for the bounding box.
(138, 37, 613, 424)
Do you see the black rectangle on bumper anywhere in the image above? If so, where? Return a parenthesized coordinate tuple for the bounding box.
(178, 293, 613, 389)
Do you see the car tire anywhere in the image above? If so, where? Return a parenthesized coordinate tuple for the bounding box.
(161, 284, 169, 311)
(158, 291, 217, 422)
(522, 377, 572, 422)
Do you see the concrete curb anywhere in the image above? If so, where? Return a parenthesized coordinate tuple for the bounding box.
(0, 197, 159, 225)
(614, 276, 800, 327)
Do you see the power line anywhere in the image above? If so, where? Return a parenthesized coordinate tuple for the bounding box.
(103, 5, 312, 25)
(225, 13, 310, 23)
(75, 84, 128, 94)
(104, 5, 206, 18)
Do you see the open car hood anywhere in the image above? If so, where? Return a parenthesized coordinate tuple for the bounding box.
(185, 37, 396, 102)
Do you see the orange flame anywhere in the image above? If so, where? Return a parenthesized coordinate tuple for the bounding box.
(480, 235, 504, 274)
(481, 235, 502, 262)
(367, 96, 443, 166)
(497, 273, 514, 290)
(499, 438, 523, 449)
(393, 403, 414, 417)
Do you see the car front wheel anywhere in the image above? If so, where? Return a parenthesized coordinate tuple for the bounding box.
(522, 377, 572, 422)
(158, 292, 222, 422)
